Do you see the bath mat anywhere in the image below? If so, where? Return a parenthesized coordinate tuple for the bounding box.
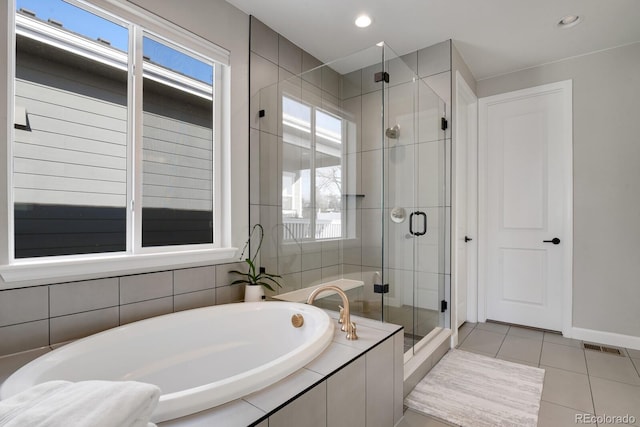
(405, 349, 545, 427)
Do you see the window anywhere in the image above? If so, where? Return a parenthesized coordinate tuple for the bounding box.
(9, 0, 229, 263)
(281, 95, 348, 242)
(141, 36, 215, 247)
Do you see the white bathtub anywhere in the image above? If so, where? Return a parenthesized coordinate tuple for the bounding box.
(0, 302, 334, 422)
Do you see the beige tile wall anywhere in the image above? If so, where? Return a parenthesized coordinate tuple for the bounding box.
(0, 262, 245, 356)
(250, 17, 453, 321)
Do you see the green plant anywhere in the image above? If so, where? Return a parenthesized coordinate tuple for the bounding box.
(230, 224, 282, 292)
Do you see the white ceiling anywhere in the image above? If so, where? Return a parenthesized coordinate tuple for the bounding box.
(225, 0, 640, 81)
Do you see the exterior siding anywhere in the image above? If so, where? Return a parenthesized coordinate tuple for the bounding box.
(13, 35, 215, 256)
(142, 80, 213, 211)
(14, 50, 127, 207)
(15, 35, 214, 212)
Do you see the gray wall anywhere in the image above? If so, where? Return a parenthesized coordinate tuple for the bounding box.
(452, 41, 477, 96)
(477, 42, 640, 338)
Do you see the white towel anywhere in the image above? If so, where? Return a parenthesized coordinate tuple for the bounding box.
(0, 380, 160, 427)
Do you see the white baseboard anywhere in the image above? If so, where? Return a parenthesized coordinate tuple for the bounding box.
(569, 327, 640, 351)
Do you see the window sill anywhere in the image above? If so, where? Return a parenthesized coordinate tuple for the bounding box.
(0, 247, 238, 287)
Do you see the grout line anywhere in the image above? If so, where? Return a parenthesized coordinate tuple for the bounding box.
(47, 285, 51, 347)
(117, 277, 122, 326)
(458, 323, 477, 347)
(171, 270, 175, 313)
(494, 326, 510, 357)
(631, 357, 640, 378)
(582, 344, 598, 416)
(539, 400, 596, 416)
(48, 305, 120, 320)
(538, 362, 592, 377)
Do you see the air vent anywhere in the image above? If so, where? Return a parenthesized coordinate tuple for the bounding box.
(602, 346, 622, 355)
(583, 343, 623, 355)
(583, 343, 601, 351)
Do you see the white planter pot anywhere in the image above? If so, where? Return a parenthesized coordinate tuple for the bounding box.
(244, 284, 265, 302)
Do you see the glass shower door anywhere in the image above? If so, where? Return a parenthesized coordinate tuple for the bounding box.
(256, 41, 448, 356)
(381, 45, 448, 354)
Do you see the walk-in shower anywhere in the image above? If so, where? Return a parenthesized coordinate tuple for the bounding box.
(251, 42, 450, 357)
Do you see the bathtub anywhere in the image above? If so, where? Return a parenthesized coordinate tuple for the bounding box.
(0, 301, 334, 422)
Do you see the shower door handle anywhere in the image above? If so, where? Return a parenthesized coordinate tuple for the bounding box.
(409, 211, 427, 236)
(418, 211, 427, 236)
(409, 212, 416, 236)
(414, 211, 427, 236)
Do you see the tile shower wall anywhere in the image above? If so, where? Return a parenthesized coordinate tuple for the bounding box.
(0, 262, 246, 356)
(250, 17, 453, 322)
(249, 17, 345, 295)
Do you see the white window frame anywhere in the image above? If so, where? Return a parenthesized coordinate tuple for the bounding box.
(0, 0, 235, 284)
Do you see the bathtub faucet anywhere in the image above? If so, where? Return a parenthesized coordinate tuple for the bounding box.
(306, 285, 358, 340)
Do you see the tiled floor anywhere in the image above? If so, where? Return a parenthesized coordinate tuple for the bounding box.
(399, 322, 640, 427)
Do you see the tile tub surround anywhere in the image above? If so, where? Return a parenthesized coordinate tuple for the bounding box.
(0, 263, 247, 357)
(0, 313, 404, 427)
(402, 321, 640, 426)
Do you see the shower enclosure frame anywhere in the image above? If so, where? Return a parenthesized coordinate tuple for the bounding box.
(250, 41, 451, 358)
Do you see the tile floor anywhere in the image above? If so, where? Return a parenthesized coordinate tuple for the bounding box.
(399, 322, 640, 427)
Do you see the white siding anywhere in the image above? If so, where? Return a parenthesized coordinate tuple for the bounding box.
(142, 93, 213, 211)
(15, 45, 214, 212)
(14, 75, 128, 206)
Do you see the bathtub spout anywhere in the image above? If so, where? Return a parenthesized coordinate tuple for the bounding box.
(307, 286, 358, 340)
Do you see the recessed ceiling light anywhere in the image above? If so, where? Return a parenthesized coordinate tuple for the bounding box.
(355, 15, 372, 28)
(558, 15, 582, 28)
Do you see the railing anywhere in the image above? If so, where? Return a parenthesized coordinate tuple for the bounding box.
(283, 219, 342, 241)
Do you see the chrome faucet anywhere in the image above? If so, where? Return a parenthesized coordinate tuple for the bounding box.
(307, 285, 358, 340)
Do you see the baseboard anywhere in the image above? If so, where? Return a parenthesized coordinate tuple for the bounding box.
(570, 327, 640, 351)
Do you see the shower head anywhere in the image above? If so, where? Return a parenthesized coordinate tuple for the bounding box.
(385, 124, 400, 139)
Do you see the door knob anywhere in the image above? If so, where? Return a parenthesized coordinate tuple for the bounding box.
(464, 236, 473, 242)
(543, 237, 561, 245)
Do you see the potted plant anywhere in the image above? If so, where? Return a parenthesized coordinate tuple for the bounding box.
(230, 224, 281, 302)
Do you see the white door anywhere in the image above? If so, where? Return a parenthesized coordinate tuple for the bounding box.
(453, 71, 478, 328)
(479, 80, 572, 332)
